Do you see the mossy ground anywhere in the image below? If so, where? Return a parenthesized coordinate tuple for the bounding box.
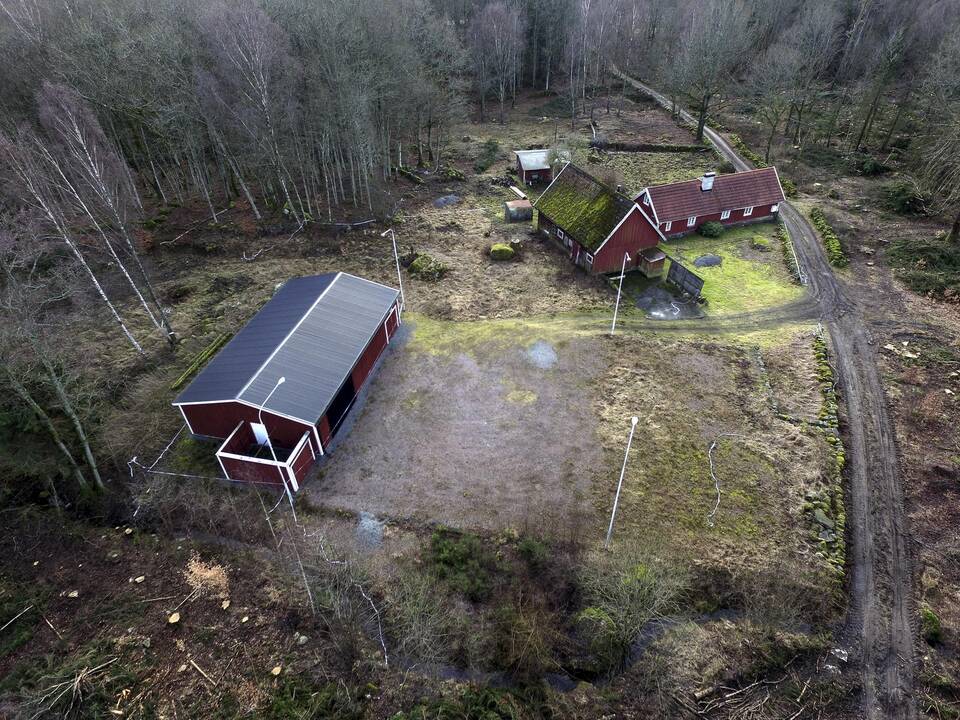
(666, 224, 805, 314)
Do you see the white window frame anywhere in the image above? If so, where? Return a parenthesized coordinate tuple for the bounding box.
(743, 206, 754, 217)
(583, 252, 593, 269)
(771, 203, 779, 213)
(720, 209, 731, 220)
(664, 220, 672, 232)
(642, 195, 649, 205)
(557, 228, 565, 240)
(687, 216, 696, 227)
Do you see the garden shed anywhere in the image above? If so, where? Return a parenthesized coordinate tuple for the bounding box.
(635, 167, 786, 237)
(533, 162, 665, 274)
(513, 149, 568, 185)
(173, 272, 401, 490)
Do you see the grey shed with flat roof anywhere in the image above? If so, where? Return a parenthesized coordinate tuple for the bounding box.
(175, 272, 399, 424)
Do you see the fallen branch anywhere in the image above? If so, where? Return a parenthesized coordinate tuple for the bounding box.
(42, 614, 63, 640)
(357, 583, 388, 668)
(0, 604, 34, 632)
(189, 658, 217, 687)
(242, 245, 274, 261)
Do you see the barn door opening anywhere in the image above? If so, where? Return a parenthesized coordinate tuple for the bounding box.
(326, 375, 357, 438)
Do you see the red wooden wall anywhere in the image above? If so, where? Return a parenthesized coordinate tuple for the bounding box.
(660, 204, 779, 237)
(179, 401, 317, 453)
(593, 210, 661, 273)
(219, 455, 287, 485)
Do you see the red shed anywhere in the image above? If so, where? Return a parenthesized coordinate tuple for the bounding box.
(533, 163, 665, 274)
(513, 149, 569, 186)
(635, 167, 785, 238)
(173, 272, 401, 491)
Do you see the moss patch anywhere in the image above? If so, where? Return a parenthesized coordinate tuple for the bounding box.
(591, 150, 720, 192)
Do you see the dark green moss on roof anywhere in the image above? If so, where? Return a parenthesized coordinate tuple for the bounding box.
(533, 164, 635, 251)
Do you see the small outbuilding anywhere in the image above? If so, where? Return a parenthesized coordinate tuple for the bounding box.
(173, 272, 401, 491)
(504, 198, 533, 222)
(635, 167, 786, 238)
(513, 149, 569, 186)
(533, 162, 665, 274)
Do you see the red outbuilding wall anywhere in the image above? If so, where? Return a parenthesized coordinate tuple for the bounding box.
(179, 401, 318, 454)
(593, 209, 662, 273)
(219, 455, 287, 486)
(659, 204, 780, 237)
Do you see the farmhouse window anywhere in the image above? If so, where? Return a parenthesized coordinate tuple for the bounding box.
(743, 206, 754, 216)
(721, 209, 731, 220)
(642, 195, 649, 205)
(557, 228, 565, 240)
(583, 253, 593, 269)
(664, 221, 672, 232)
(687, 216, 696, 227)
(771, 203, 779, 213)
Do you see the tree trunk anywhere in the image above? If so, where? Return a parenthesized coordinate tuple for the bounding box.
(950, 208, 960, 245)
(696, 95, 710, 143)
(39, 354, 104, 491)
(5, 367, 88, 491)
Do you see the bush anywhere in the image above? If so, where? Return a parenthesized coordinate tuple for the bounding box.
(408, 253, 448, 280)
(718, 159, 737, 174)
(489, 243, 515, 261)
(698, 221, 724, 238)
(517, 536, 550, 573)
(473, 139, 500, 173)
(776, 223, 803, 284)
(921, 605, 943, 645)
(728, 134, 767, 168)
(887, 233, 960, 298)
(882, 180, 927, 215)
(430, 528, 497, 602)
(781, 177, 798, 198)
(809, 207, 848, 267)
(854, 154, 891, 176)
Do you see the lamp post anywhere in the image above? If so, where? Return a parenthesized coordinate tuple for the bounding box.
(610, 252, 630, 335)
(605, 416, 639, 549)
(381, 228, 405, 320)
(259, 376, 297, 521)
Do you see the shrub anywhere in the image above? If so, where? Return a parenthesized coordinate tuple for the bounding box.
(408, 253, 448, 280)
(517, 536, 550, 573)
(882, 180, 927, 215)
(921, 605, 943, 645)
(698, 221, 724, 238)
(854, 154, 891, 176)
(887, 233, 960, 298)
(809, 207, 848, 267)
(489, 243, 515, 261)
(430, 528, 497, 602)
(728, 134, 767, 168)
(781, 177, 798, 198)
(718, 159, 737, 174)
(473, 139, 500, 173)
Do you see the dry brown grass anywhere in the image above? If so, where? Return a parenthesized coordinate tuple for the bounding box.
(184, 553, 230, 601)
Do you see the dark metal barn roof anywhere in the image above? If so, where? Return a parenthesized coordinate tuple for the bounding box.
(174, 272, 399, 424)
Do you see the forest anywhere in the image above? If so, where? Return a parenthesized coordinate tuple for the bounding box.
(1, 0, 960, 718)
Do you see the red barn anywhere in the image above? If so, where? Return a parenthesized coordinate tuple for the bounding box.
(514, 149, 569, 185)
(173, 272, 401, 491)
(635, 167, 785, 238)
(533, 163, 665, 275)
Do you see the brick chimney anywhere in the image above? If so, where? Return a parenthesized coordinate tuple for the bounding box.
(701, 171, 716, 191)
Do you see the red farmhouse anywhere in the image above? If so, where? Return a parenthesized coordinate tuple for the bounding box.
(173, 272, 401, 491)
(533, 163, 666, 275)
(635, 167, 786, 238)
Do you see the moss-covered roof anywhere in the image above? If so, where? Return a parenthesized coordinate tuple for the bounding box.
(533, 164, 635, 251)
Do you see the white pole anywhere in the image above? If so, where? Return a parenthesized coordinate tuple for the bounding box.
(605, 416, 639, 549)
(381, 228, 405, 320)
(610, 252, 630, 335)
(259, 376, 297, 522)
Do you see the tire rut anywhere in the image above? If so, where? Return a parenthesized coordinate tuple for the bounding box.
(613, 67, 917, 720)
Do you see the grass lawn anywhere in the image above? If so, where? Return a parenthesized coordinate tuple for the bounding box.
(666, 224, 804, 315)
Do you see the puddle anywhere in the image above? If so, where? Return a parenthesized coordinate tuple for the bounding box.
(525, 340, 558, 369)
(693, 253, 722, 267)
(634, 285, 703, 319)
(356, 511, 384, 550)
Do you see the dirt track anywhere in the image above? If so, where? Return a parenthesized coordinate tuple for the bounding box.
(615, 69, 917, 720)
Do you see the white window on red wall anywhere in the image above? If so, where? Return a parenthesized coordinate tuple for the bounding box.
(743, 206, 754, 216)
(557, 228, 565, 240)
(721, 209, 731, 220)
(687, 216, 696, 227)
(664, 220, 672, 232)
(771, 203, 779, 213)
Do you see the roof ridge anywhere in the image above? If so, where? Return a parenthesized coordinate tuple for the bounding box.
(647, 166, 777, 192)
(235, 271, 343, 404)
